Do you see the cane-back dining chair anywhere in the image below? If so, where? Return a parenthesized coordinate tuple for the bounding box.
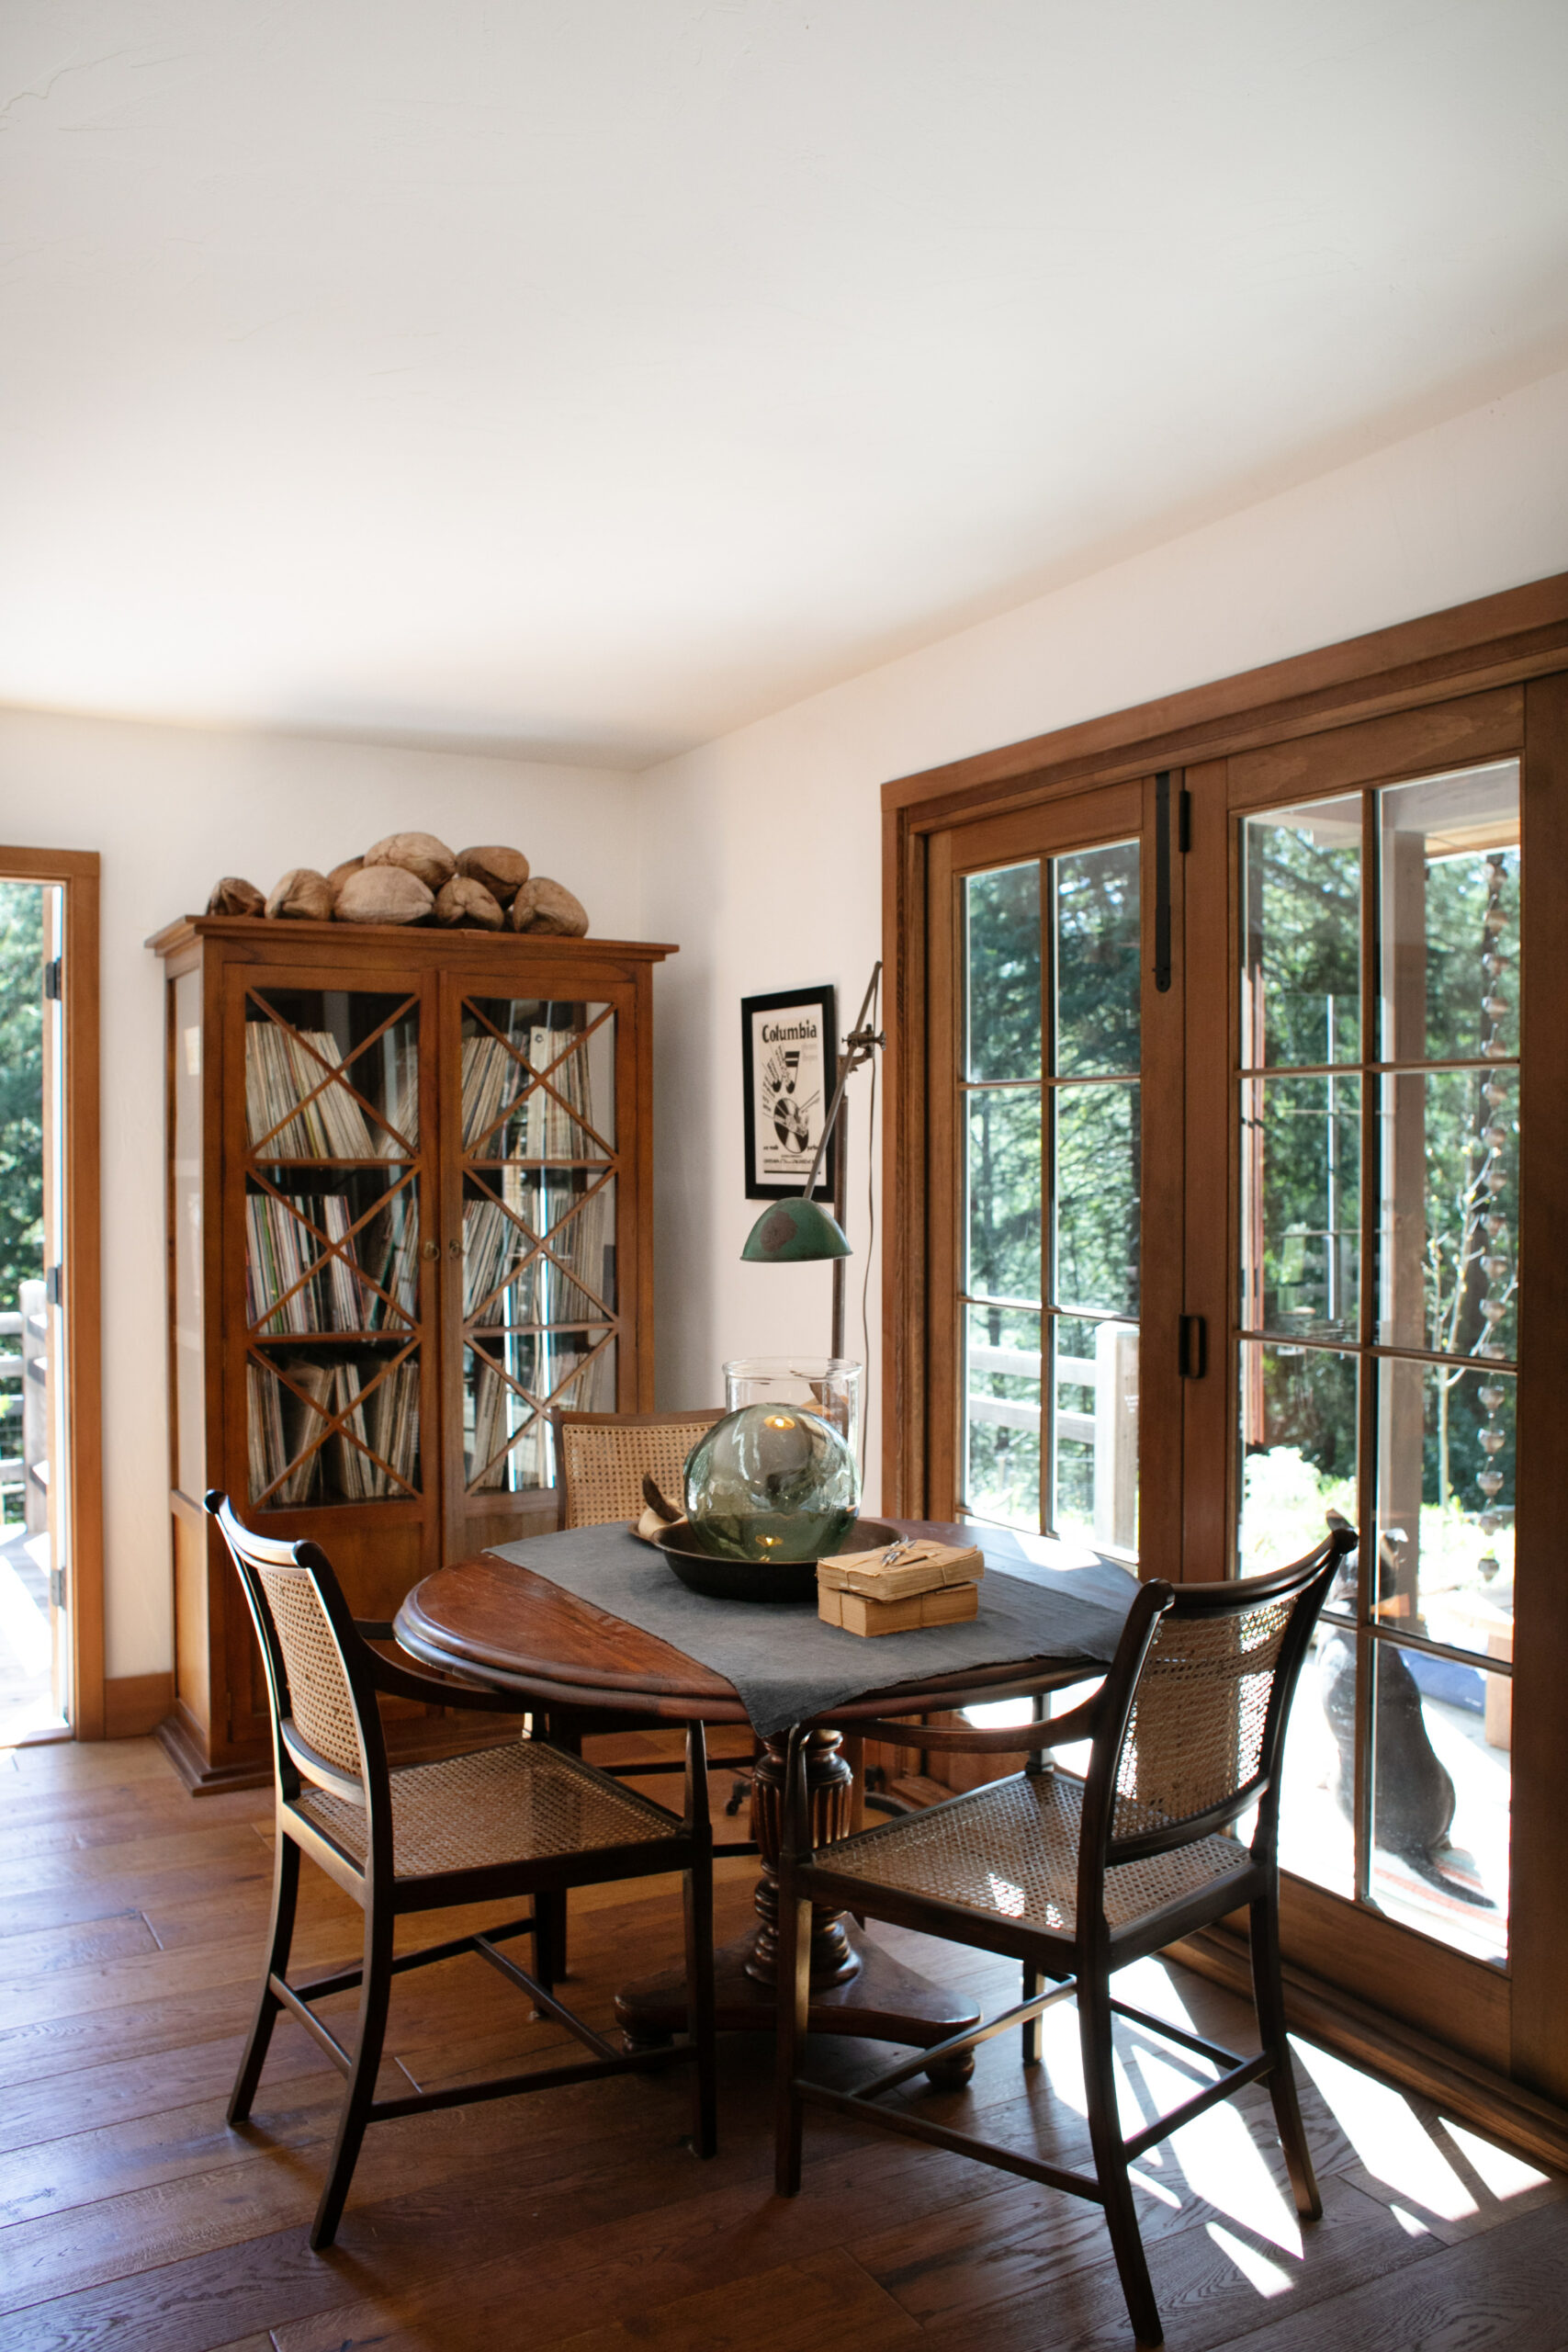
(208, 1492, 716, 2252)
(550, 1408, 724, 1527)
(546, 1407, 760, 1836)
(775, 1529, 1356, 2347)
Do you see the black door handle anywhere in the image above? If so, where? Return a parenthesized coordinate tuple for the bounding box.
(1179, 1315, 1207, 1379)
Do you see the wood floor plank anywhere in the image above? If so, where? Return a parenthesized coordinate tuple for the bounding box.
(0, 1909, 159, 1980)
(1192, 2190, 1568, 2350)
(897, 2175, 1430, 2352)
(8, 1739, 183, 1787)
(0, 1977, 277, 2090)
(549, 2245, 919, 2352)
(271, 2071, 1055, 2350)
(0, 1819, 276, 1901)
(0, 1850, 276, 1944)
(0, 2069, 347, 2228)
(0, 1736, 1560, 2352)
(0, 2018, 331, 2157)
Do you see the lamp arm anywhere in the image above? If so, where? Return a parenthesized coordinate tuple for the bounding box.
(803, 961, 883, 1200)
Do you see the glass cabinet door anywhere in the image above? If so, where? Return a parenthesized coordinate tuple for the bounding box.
(241, 984, 424, 1510)
(455, 995, 620, 1502)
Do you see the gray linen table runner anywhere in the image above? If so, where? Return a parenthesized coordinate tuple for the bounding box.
(486, 1523, 1138, 1739)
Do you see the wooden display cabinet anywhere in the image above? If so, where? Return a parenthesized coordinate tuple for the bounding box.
(150, 913, 674, 1790)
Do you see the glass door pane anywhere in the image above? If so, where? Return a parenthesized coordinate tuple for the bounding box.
(458, 997, 619, 1498)
(243, 987, 423, 1507)
(1237, 761, 1519, 1966)
(959, 840, 1141, 1553)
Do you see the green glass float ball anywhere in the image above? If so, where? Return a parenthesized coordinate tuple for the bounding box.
(682, 1404, 859, 1563)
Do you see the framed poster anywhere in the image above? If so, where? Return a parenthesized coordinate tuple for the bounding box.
(741, 984, 838, 1200)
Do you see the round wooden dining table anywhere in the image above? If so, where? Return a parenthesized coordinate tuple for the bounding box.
(394, 1519, 1097, 2084)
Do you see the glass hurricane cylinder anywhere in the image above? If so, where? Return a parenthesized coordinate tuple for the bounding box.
(723, 1356, 863, 1462)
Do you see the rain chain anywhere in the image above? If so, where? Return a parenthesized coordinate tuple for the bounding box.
(1474, 854, 1514, 1556)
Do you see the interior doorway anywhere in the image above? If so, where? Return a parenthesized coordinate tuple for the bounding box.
(0, 850, 101, 1745)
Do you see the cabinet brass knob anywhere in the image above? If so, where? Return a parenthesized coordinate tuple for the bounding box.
(420, 1238, 439, 1261)
(448, 1237, 463, 1258)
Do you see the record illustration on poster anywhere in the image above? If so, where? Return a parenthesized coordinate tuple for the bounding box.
(740, 984, 838, 1201)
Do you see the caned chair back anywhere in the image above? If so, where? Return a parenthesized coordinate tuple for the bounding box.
(1092, 1533, 1350, 1873)
(549, 1409, 725, 1529)
(208, 1490, 384, 1807)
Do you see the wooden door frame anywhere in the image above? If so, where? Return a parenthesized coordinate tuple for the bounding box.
(922, 778, 1182, 1571)
(0, 846, 104, 1741)
(882, 571, 1568, 2135)
(883, 569, 1568, 1519)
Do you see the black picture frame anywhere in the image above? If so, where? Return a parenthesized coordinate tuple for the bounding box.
(741, 984, 838, 1201)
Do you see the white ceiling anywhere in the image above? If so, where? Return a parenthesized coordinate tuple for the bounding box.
(3, 2, 1566, 767)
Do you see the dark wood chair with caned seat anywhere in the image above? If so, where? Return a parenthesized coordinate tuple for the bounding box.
(774, 1528, 1356, 2347)
(550, 1408, 725, 1529)
(207, 1490, 716, 2252)
(546, 1408, 761, 1836)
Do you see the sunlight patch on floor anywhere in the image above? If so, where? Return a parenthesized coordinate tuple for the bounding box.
(1205, 2220, 1295, 2295)
(1291, 2038, 1546, 2222)
(0, 1547, 50, 1676)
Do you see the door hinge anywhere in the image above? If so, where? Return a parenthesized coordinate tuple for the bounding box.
(43, 956, 62, 1001)
(1178, 786, 1191, 853)
(1179, 1314, 1208, 1379)
(45, 1263, 63, 1308)
(49, 1566, 66, 1610)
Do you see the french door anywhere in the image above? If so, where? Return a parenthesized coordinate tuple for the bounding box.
(916, 681, 1568, 2091)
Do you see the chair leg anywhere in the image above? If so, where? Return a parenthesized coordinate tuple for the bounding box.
(773, 1864, 812, 2196)
(1251, 1892, 1322, 2220)
(549, 1719, 583, 1979)
(1079, 1971, 1163, 2347)
(228, 1830, 300, 2126)
(1021, 1962, 1043, 2065)
(533, 1891, 564, 1996)
(310, 1902, 394, 2252)
(683, 1855, 718, 2159)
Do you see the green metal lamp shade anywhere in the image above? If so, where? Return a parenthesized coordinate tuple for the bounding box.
(741, 1194, 852, 1263)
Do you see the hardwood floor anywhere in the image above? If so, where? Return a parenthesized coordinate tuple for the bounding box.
(0, 1735, 1562, 2352)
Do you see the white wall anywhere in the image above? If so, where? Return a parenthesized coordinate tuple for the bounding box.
(639, 364, 1568, 1503)
(0, 712, 638, 1679)
(4, 362, 1566, 1688)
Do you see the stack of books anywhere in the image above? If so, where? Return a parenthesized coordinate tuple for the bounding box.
(818, 1538, 986, 1636)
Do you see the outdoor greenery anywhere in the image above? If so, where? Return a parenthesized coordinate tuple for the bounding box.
(962, 796, 1518, 1574)
(964, 844, 1140, 1526)
(0, 883, 44, 1307)
(1242, 808, 1519, 1587)
(0, 881, 44, 1524)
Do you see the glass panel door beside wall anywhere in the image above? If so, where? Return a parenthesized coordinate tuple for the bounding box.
(1237, 761, 1519, 1979)
(938, 787, 1147, 1556)
(0, 878, 69, 1741)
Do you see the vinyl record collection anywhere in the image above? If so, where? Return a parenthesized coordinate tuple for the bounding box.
(246, 1356, 421, 1504)
(244, 1003, 615, 1504)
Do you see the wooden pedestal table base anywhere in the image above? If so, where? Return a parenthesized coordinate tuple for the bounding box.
(615, 1726, 981, 2086)
(390, 1530, 1096, 2089)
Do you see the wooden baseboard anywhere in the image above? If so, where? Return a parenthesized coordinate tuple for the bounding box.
(102, 1671, 175, 1740)
(1170, 1924, 1568, 2177)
